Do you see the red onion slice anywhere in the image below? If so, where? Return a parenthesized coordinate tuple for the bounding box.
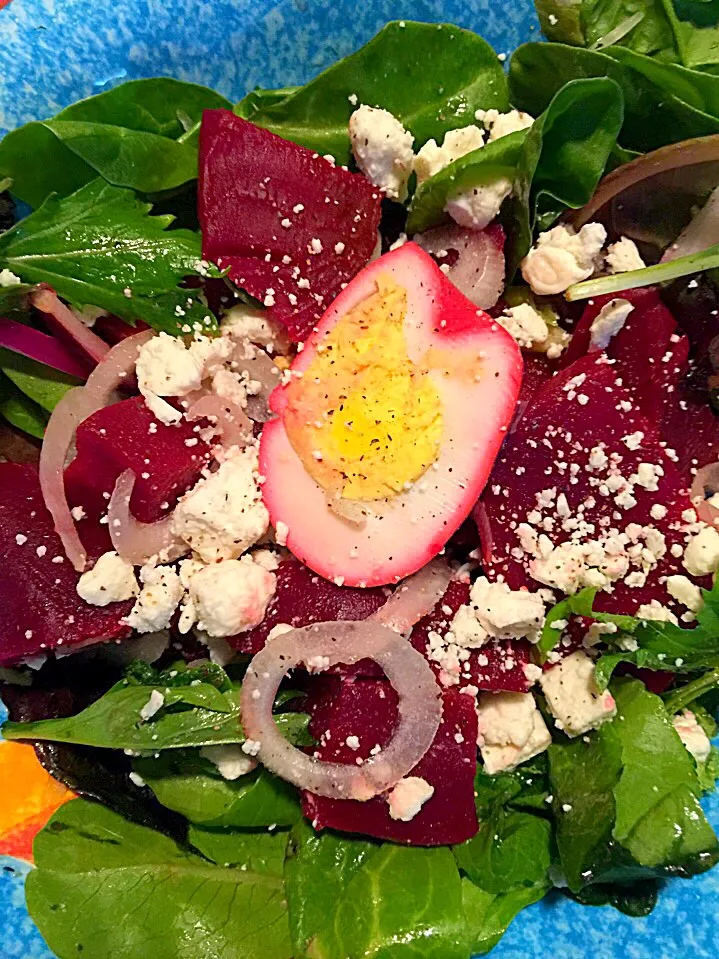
(31, 288, 110, 366)
(187, 394, 252, 451)
(240, 620, 442, 800)
(108, 469, 187, 565)
(40, 329, 154, 572)
(232, 341, 281, 422)
(472, 500, 494, 566)
(415, 224, 505, 310)
(370, 558, 452, 632)
(691, 461, 719, 527)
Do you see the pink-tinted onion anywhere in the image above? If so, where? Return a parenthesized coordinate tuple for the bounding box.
(0, 316, 89, 378)
(31, 288, 110, 367)
(472, 500, 494, 566)
(240, 620, 442, 800)
(370, 558, 452, 633)
(187, 394, 252, 450)
(662, 186, 719, 263)
(40, 329, 154, 572)
(232, 341, 281, 422)
(108, 469, 187, 565)
(415, 224, 505, 310)
(691, 461, 719, 527)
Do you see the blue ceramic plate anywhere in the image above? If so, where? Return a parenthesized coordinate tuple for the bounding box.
(0, 1, 718, 957)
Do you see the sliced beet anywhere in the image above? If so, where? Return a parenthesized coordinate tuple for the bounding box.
(198, 110, 382, 342)
(64, 396, 210, 557)
(0, 463, 131, 666)
(480, 354, 690, 618)
(301, 678, 478, 846)
(410, 580, 532, 694)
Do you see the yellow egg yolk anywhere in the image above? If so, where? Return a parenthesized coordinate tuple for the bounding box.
(283, 275, 443, 502)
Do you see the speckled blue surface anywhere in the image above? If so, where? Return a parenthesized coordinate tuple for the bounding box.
(0, 0, 718, 956)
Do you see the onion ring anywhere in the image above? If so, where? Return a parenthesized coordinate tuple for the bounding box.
(31, 287, 110, 366)
(108, 469, 188, 565)
(370, 558, 452, 632)
(240, 620, 442, 800)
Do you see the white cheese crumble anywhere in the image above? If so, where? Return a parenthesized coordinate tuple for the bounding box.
(0, 269, 22, 287)
(445, 178, 514, 231)
(124, 564, 184, 634)
(470, 577, 545, 641)
(200, 744, 258, 780)
(413, 125, 485, 184)
(220, 303, 284, 351)
(683, 525, 719, 577)
(521, 223, 607, 296)
(187, 554, 276, 637)
(77, 551, 138, 606)
(539, 651, 617, 737)
(589, 298, 634, 350)
(666, 574, 703, 612)
(606, 237, 646, 274)
(387, 776, 435, 821)
(139, 689, 165, 721)
(498, 302, 549, 350)
(477, 691, 551, 775)
(171, 447, 269, 563)
(673, 710, 712, 764)
(348, 105, 415, 201)
(476, 108, 534, 141)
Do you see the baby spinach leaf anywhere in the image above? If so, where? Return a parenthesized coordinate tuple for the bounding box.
(189, 822, 290, 870)
(0, 78, 231, 208)
(565, 878, 659, 916)
(26, 798, 293, 959)
(462, 878, 551, 956)
(0, 179, 219, 335)
(535, 0, 585, 44)
(582, 0, 680, 59)
(284, 819, 470, 959)
(510, 76, 623, 267)
(0, 346, 79, 413)
(509, 42, 719, 153)
(406, 130, 527, 234)
(248, 21, 509, 164)
(235, 86, 299, 120)
(0, 371, 48, 437)
(135, 750, 301, 828)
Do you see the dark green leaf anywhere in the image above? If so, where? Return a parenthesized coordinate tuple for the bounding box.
(188, 822, 290, 870)
(0, 371, 48, 437)
(406, 130, 527, 234)
(235, 86, 300, 120)
(696, 745, 719, 792)
(510, 76, 623, 266)
(0, 78, 231, 208)
(135, 750, 301, 828)
(284, 818, 470, 959)
(663, 667, 719, 714)
(454, 807, 551, 894)
(462, 878, 551, 955)
(249, 21, 509, 163)
(535, 0, 585, 44)
(582, 0, 679, 59)
(0, 346, 79, 413)
(565, 878, 659, 916)
(0, 179, 219, 335)
(26, 799, 292, 959)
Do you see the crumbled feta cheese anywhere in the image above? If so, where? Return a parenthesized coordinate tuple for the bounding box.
(521, 223, 607, 296)
(387, 776, 435, 821)
(275, 521, 289, 546)
(220, 304, 283, 351)
(349, 105, 415, 201)
(242, 739, 262, 757)
(498, 303, 549, 349)
(606, 237, 646, 274)
(413, 125, 485, 184)
(212, 368, 248, 408)
(469, 577, 546, 641)
(449, 603, 489, 648)
(267, 622, 294, 640)
(200, 744, 257, 780)
(589, 298, 634, 350)
(683, 525, 719, 577)
(476, 108, 534, 142)
(636, 600, 679, 625)
(77, 551, 138, 606)
(0, 269, 22, 287)
(539, 651, 617, 737)
(477, 691, 551, 774)
(172, 447, 269, 563)
(673, 710, 712, 763)
(666, 574, 703, 612)
(139, 689, 165, 721)
(124, 564, 183, 634)
(188, 554, 276, 637)
(445, 177, 514, 231)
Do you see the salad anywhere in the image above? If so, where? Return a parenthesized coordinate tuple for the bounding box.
(2, 5, 719, 957)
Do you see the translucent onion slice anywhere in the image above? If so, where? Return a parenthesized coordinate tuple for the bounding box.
(662, 185, 719, 263)
(187, 394, 252, 451)
(108, 469, 188, 565)
(31, 288, 110, 366)
(232, 341, 281, 422)
(240, 621, 442, 800)
(691, 462, 719, 527)
(40, 329, 154, 572)
(370, 558, 452, 632)
(415, 224, 505, 309)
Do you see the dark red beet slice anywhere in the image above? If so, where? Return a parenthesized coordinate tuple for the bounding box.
(64, 396, 211, 558)
(410, 580, 532, 694)
(480, 354, 689, 618)
(231, 558, 389, 679)
(198, 110, 382, 342)
(301, 678, 478, 846)
(0, 464, 131, 666)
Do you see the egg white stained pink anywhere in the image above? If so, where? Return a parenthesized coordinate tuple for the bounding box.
(260, 243, 522, 587)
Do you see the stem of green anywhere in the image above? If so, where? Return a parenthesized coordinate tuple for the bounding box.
(663, 667, 719, 715)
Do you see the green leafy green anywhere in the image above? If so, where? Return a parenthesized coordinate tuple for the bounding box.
(461, 879, 551, 955)
(565, 879, 659, 916)
(0, 179, 219, 335)
(188, 822, 290, 870)
(549, 679, 719, 891)
(509, 42, 719, 153)
(26, 798, 292, 959)
(510, 76, 623, 266)
(539, 587, 636, 659)
(284, 819, 470, 959)
(135, 750, 301, 828)
(664, 667, 719, 713)
(248, 21, 509, 163)
(0, 78, 231, 208)
(536, 0, 585, 44)
(0, 347, 79, 413)
(406, 130, 527, 234)
(0, 372, 47, 437)
(235, 86, 299, 120)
